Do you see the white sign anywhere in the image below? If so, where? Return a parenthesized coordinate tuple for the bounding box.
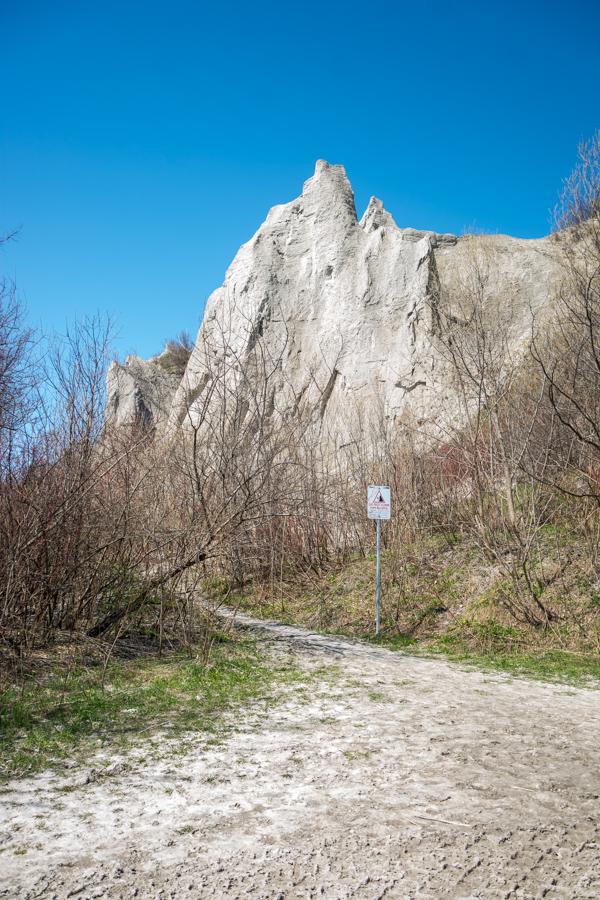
(367, 485, 391, 520)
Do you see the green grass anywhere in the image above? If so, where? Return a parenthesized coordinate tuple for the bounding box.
(312, 620, 600, 687)
(0, 635, 305, 779)
(360, 632, 418, 650)
(429, 635, 600, 685)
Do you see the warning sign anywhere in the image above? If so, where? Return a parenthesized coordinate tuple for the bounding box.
(367, 485, 391, 520)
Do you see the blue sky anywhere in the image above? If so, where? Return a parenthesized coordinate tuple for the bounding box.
(2, 0, 599, 360)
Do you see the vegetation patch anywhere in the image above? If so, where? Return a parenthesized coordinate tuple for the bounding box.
(0, 634, 304, 779)
(429, 636, 600, 685)
(225, 532, 600, 686)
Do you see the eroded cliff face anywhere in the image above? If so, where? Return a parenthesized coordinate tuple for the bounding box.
(109, 161, 564, 438)
(106, 353, 181, 432)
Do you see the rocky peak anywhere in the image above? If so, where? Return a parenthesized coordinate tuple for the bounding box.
(108, 162, 564, 441)
(301, 160, 358, 223)
(359, 196, 398, 233)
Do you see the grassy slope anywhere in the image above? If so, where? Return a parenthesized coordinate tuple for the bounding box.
(228, 533, 600, 687)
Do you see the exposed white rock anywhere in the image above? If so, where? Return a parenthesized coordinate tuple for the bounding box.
(106, 353, 181, 431)
(163, 160, 563, 440)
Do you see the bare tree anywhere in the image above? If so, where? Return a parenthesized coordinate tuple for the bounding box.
(427, 234, 561, 625)
(532, 129, 600, 499)
(524, 129, 600, 588)
(430, 235, 524, 528)
(554, 130, 600, 231)
(0, 229, 38, 467)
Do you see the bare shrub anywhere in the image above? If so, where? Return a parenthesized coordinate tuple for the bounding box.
(424, 234, 566, 626)
(158, 330, 194, 374)
(527, 128, 600, 588)
(5, 130, 600, 666)
(554, 129, 600, 231)
(0, 232, 38, 467)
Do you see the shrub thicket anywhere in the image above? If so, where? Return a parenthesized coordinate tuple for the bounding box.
(1, 134, 600, 672)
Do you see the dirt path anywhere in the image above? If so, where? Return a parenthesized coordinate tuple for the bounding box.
(2, 615, 600, 899)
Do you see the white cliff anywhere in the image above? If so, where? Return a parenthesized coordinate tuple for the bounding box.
(162, 160, 563, 440)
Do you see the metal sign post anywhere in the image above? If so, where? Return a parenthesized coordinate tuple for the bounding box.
(367, 486, 391, 635)
(376, 518, 381, 634)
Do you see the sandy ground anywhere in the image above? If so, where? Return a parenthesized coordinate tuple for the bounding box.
(1, 614, 600, 899)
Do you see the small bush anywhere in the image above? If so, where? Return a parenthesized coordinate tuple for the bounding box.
(158, 330, 194, 373)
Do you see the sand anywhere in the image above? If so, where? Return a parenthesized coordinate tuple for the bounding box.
(1, 614, 599, 899)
